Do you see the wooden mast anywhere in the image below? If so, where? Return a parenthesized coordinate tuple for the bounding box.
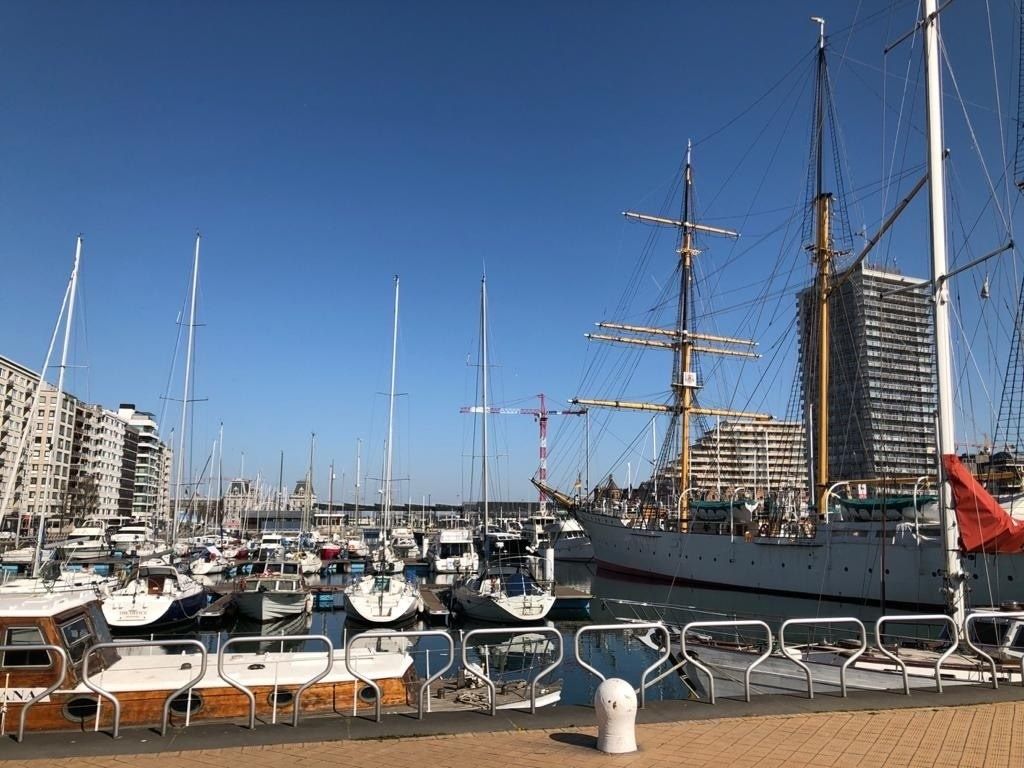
(810, 17, 836, 518)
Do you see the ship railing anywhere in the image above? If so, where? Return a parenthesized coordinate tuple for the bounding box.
(0, 643, 68, 742)
(573, 622, 670, 709)
(218, 633, 332, 729)
(874, 615, 959, 694)
(778, 617, 868, 698)
(82, 639, 207, 739)
(344, 630, 454, 723)
(461, 626, 563, 716)
(962, 611, 1024, 689)
(679, 620, 774, 704)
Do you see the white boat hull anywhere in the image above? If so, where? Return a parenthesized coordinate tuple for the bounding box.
(451, 587, 555, 623)
(577, 508, 1024, 609)
(553, 537, 594, 562)
(344, 574, 421, 625)
(235, 590, 313, 621)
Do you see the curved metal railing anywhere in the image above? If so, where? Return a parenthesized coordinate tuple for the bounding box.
(217, 634, 332, 729)
(679, 619, 774, 704)
(962, 611, 1024, 689)
(82, 639, 207, 738)
(344, 629, 454, 721)
(874, 614, 959, 694)
(778, 617, 867, 698)
(573, 622, 670, 709)
(460, 626, 563, 716)
(0, 643, 68, 742)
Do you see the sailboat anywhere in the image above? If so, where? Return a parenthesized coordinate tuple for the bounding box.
(539, 8, 1024, 614)
(451, 277, 556, 623)
(103, 236, 208, 631)
(343, 276, 422, 626)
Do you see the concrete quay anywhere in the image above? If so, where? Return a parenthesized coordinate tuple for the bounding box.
(3, 681, 1024, 767)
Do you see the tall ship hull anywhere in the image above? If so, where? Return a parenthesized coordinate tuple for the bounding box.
(578, 508, 1024, 610)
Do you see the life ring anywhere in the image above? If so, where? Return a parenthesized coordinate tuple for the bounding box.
(758, 523, 769, 537)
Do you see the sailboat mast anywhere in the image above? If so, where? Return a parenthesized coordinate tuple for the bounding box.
(810, 17, 835, 517)
(480, 276, 489, 536)
(216, 422, 223, 534)
(354, 438, 361, 523)
(328, 459, 335, 536)
(306, 432, 315, 532)
(173, 233, 200, 548)
(383, 275, 400, 534)
(677, 143, 695, 529)
(922, 0, 965, 627)
(35, 235, 81, 576)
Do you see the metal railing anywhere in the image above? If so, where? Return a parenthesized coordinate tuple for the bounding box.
(778, 617, 867, 698)
(874, 614, 959, 694)
(217, 634, 332, 729)
(82, 639, 207, 738)
(461, 627, 563, 716)
(962, 611, 1024, 690)
(0, 643, 68, 742)
(573, 622, 670, 709)
(679, 619, 773, 704)
(345, 630, 454, 721)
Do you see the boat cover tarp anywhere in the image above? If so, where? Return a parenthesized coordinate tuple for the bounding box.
(836, 495, 936, 511)
(943, 453, 1024, 553)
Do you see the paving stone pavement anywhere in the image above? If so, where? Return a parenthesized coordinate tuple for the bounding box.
(2, 701, 1022, 768)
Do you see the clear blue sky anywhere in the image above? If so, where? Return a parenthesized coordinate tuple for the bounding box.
(0, 1, 1016, 503)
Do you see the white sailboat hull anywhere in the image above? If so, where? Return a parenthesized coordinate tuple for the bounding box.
(577, 508, 1024, 609)
(343, 574, 422, 625)
(235, 590, 313, 621)
(451, 587, 556, 623)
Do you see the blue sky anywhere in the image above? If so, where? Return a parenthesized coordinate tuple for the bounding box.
(0, 1, 1017, 503)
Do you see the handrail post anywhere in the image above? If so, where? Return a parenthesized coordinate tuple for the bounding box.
(462, 627, 562, 715)
(679, 620, 773, 704)
(573, 622, 669, 709)
(218, 633, 332, 729)
(962, 611, 1024, 689)
(778, 617, 867, 698)
(2, 643, 68, 742)
(344, 630, 455, 720)
(875, 614, 958, 694)
(82, 639, 207, 739)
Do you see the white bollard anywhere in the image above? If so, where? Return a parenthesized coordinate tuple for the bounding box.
(594, 678, 638, 754)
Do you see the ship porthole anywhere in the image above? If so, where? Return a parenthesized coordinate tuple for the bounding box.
(63, 696, 100, 722)
(169, 691, 204, 715)
(269, 690, 294, 707)
(358, 685, 378, 703)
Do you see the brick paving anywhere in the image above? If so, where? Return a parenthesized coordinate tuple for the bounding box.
(2, 702, 1022, 768)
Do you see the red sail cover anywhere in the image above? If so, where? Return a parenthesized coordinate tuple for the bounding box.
(942, 453, 1024, 554)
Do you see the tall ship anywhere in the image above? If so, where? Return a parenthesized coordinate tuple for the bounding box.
(539, 8, 1024, 613)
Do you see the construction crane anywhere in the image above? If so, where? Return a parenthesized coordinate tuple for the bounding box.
(460, 393, 586, 510)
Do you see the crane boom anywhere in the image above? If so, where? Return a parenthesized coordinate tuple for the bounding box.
(460, 394, 586, 509)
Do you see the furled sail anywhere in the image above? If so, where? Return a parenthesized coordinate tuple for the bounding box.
(943, 454, 1024, 553)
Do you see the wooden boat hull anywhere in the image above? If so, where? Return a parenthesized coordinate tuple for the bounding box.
(14, 675, 413, 732)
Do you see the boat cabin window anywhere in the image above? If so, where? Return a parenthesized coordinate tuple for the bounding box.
(2, 626, 50, 667)
(1011, 627, 1024, 651)
(970, 618, 1011, 646)
(60, 616, 95, 664)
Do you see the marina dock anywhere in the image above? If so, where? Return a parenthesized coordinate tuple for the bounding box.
(8, 675, 1024, 766)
